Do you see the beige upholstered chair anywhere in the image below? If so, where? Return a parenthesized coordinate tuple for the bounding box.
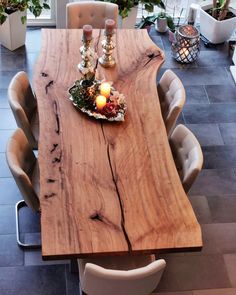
(6, 128, 40, 249)
(66, 1, 118, 29)
(78, 255, 166, 295)
(169, 124, 203, 193)
(8, 71, 39, 149)
(158, 69, 186, 137)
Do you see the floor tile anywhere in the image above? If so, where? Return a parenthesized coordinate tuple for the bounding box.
(156, 255, 231, 292)
(185, 86, 209, 104)
(200, 223, 236, 255)
(19, 206, 41, 233)
(205, 85, 236, 103)
(0, 265, 66, 295)
(0, 108, 16, 129)
(0, 89, 9, 108)
(196, 51, 233, 67)
(0, 234, 23, 266)
(189, 195, 212, 224)
(171, 67, 234, 86)
(0, 178, 21, 205)
(0, 71, 18, 90)
(183, 104, 236, 124)
(65, 265, 81, 295)
(0, 130, 14, 152)
(0, 153, 12, 177)
(202, 145, 236, 169)
(224, 254, 236, 287)
(219, 123, 236, 145)
(189, 169, 236, 196)
(150, 35, 164, 51)
(162, 51, 198, 69)
(193, 288, 236, 295)
(186, 124, 224, 146)
(0, 205, 16, 234)
(207, 195, 236, 223)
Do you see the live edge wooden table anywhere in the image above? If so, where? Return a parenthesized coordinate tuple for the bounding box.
(34, 29, 202, 262)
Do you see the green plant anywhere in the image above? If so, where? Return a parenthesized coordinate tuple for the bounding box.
(210, 0, 231, 20)
(0, 0, 50, 25)
(103, 0, 164, 18)
(136, 14, 158, 28)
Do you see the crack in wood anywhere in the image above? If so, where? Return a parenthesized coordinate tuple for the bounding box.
(47, 178, 56, 183)
(50, 143, 58, 153)
(101, 122, 132, 251)
(52, 153, 61, 163)
(143, 52, 161, 67)
(90, 212, 103, 222)
(44, 193, 56, 199)
(41, 72, 48, 77)
(45, 80, 54, 94)
(53, 101, 60, 134)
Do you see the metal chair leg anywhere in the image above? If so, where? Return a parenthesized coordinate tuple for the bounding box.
(15, 200, 41, 249)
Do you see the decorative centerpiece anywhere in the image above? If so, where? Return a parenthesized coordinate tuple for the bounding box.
(171, 25, 200, 63)
(69, 23, 126, 122)
(98, 19, 116, 68)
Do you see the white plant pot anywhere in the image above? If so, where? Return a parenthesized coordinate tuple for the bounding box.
(200, 4, 236, 44)
(0, 11, 26, 51)
(119, 6, 138, 29)
(155, 18, 167, 33)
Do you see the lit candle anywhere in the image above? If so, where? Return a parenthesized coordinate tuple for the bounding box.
(179, 47, 189, 57)
(105, 19, 115, 35)
(96, 95, 107, 110)
(100, 82, 111, 98)
(83, 24, 93, 41)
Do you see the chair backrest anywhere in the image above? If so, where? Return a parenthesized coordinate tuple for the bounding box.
(158, 69, 186, 137)
(6, 128, 39, 212)
(66, 1, 118, 29)
(8, 71, 38, 149)
(80, 259, 166, 295)
(169, 124, 203, 193)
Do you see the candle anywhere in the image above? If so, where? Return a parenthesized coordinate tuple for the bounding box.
(100, 82, 111, 98)
(179, 47, 189, 57)
(96, 95, 107, 110)
(105, 19, 115, 35)
(83, 24, 93, 41)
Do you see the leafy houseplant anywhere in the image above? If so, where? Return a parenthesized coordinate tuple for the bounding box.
(200, 0, 236, 43)
(136, 0, 165, 29)
(0, 0, 50, 51)
(0, 0, 50, 24)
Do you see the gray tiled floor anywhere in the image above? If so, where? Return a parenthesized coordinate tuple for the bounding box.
(0, 27, 236, 294)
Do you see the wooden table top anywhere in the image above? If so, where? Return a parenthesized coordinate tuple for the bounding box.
(34, 29, 202, 260)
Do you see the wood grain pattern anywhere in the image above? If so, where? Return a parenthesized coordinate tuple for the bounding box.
(34, 29, 202, 260)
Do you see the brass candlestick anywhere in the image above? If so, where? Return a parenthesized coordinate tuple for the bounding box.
(99, 31, 116, 68)
(78, 37, 96, 80)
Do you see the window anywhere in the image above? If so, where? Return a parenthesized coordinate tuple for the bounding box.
(27, 0, 56, 26)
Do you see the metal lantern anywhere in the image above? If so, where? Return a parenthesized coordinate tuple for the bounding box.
(171, 25, 200, 63)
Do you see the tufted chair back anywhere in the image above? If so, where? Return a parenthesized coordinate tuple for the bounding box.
(79, 259, 166, 295)
(169, 124, 203, 193)
(6, 128, 40, 212)
(158, 69, 186, 137)
(66, 1, 118, 29)
(8, 71, 38, 149)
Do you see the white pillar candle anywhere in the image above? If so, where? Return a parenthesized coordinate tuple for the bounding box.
(96, 95, 107, 110)
(100, 82, 111, 98)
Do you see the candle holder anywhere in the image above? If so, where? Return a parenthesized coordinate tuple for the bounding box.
(78, 36, 96, 80)
(99, 30, 116, 68)
(171, 25, 200, 63)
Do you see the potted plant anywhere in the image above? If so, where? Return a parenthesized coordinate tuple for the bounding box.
(156, 11, 168, 33)
(200, 0, 236, 44)
(0, 0, 50, 51)
(136, 0, 165, 30)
